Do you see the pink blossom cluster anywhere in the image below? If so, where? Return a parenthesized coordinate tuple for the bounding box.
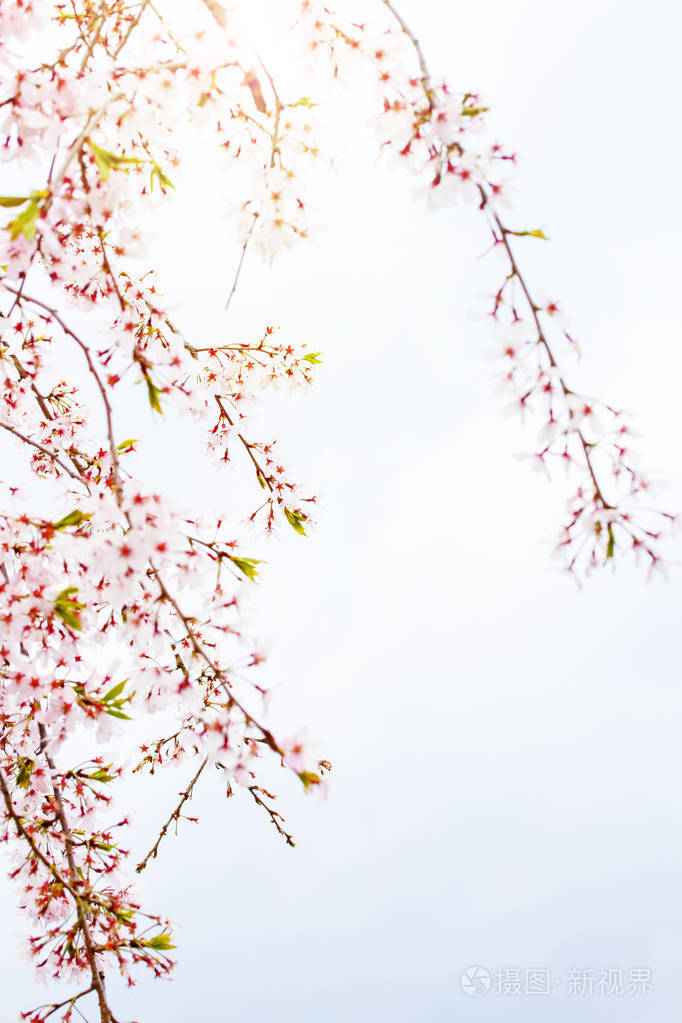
(0, 3, 327, 1019)
(297, 0, 673, 576)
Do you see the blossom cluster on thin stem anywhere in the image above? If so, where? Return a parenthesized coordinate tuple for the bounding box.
(298, 0, 674, 578)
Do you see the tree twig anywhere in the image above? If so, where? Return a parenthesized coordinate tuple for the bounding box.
(136, 757, 207, 872)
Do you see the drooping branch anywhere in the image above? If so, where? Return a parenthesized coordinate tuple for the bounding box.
(3, 286, 123, 504)
(371, 0, 671, 573)
(0, 419, 89, 488)
(0, 762, 117, 1023)
(136, 756, 207, 872)
(37, 725, 118, 1023)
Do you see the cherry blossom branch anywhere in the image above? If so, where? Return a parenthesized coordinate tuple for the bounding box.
(3, 287, 123, 504)
(9, 349, 93, 479)
(0, 767, 82, 903)
(113, 0, 153, 59)
(481, 193, 612, 509)
(214, 395, 274, 494)
(0, 420, 89, 487)
(48, 97, 123, 204)
(9, 352, 55, 422)
(150, 564, 283, 755)
(199, 0, 228, 29)
(372, 0, 672, 573)
(26, 986, 96, 1023)
(225, 214, 257, 313)
(77, 2, 108, 74)
(96, 227, 126, 312)
(136, 756, 207, 872)
(381, 0, 432, 94)
(223, 54, 283, 309)
(0, 6, 325, 1017)
(248, 784, 295, 847)
(0, 765, 117, 1023)
(37, 725, 118, 1023)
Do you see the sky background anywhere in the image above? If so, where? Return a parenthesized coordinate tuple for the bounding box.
(3, 0, 682, 1019)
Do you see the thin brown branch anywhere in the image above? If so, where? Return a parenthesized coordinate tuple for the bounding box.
(199, 0, 228, 28)
(38, 725, 118, 1023)
(248, 785, 295, 847)
(483, 194, 613, 508)
(29, 986, 96, 1023)
(214, 394, 274, 492)
(0, 767, 82, 903)
(113, 0, 152, 58)
(48, 95, 124, 205)
(381, 0, 433, 101)
(10, 351, 91, 478)
(3, 286, 123, 504)
(136, 757, 207, 872)
(380, 2, 615, 514)
(97, 227, 126, 311)
(10, 352, 53, 420)
(0, 420, 89, 487)
(225, 214, 257, 313)
(150, 564, 282, 755)
(79, 2, 108, 73)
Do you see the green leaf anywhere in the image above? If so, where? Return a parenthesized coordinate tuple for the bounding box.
(303, 352, 323, 364)
(102, 681, 126, 703)
(606, 523, 616, 560)
(89, 139, 142, 182)
(228, 555, 263, 581)
(53, 509, 91, 531)
(93, 146, 110, 181)
(105, 707, 131, 720)
(510, 229, 549, 240)
(88, 768, 115, 783)
(16, 757, 35, 790)
(150, 163, 175, 193)
(117, 438, 137, 453)
(461, 105, 489, 117)
(54, 586, 85, 631)
(290, 96, 317, 108)
(146, 378, 163, 414)
(298, 770, 320, 791)
(0, 190, 48, 210)
(100, 679, 133, 719)
(284, 507, 307, 536)
(0, 196, 32, 208)
(143, 933, 176, 951)
(8, 200, 40, 241)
